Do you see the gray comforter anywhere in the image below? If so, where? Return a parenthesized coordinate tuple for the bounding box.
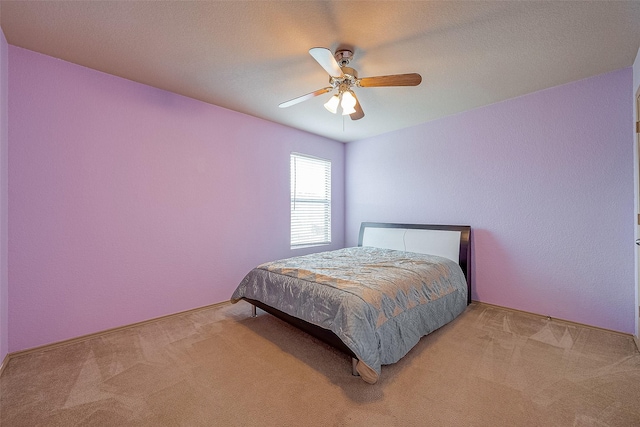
(230, 246, 468, 384)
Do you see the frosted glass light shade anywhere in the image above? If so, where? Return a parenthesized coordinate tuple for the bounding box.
(341, 91, 357, 115)
(324, 94, 340, 114)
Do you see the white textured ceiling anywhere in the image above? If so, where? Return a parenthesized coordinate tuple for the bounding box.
(1, 1, 639, 142)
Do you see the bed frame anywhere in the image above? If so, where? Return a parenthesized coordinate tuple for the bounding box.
(243, 222, 471, 375)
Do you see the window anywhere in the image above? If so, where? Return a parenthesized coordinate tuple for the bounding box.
(290, 153, 331, 248)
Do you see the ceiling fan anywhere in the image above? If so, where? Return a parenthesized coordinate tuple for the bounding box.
(279, 47, 422, 120)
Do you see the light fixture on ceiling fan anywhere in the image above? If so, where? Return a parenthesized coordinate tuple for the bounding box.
(279, 47, 422, 120)
(324, 90, 357, 115)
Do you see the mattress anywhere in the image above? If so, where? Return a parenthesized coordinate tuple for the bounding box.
(231, 246, 468, 383)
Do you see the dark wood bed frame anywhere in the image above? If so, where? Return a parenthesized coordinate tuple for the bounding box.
(242, 222, 472, 368)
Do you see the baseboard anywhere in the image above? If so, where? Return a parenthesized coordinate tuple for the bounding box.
(5, 300, 639, 374)
(473, 301, 635, 339)
(5, 300, 231, 362)
(0, 352, 9, 378)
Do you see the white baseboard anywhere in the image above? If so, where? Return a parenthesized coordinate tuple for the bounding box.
(474, 301, 635, 338)
(3, 300, 231, 364)
(0, 352, 9, 378)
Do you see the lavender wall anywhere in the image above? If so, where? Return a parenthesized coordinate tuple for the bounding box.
(0, 28, 8, 363)
(8, 47, 345, 352)
(346, 68, 635, 334)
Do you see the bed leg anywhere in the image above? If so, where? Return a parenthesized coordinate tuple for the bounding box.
(351, 358, 360, 377)
(251, 304, 257, 318)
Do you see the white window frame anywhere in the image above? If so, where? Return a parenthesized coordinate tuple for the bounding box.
(290, 153, 331, 248)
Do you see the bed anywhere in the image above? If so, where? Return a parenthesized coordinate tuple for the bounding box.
(230, 222, 471, 384)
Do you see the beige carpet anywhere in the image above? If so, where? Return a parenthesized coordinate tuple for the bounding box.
(1, 302, 639, 426)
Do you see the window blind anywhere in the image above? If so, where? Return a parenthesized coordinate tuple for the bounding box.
(290, 153, 331, 247)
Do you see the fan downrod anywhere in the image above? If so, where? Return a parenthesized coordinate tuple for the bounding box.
(334, 49, 353, 67)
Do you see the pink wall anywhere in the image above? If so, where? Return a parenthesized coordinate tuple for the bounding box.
(8, 47, 345, 352)
(0, 27, 8, 362)
(346, 68, 635, 334)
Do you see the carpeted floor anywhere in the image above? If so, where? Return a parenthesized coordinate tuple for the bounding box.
(1, 301, 639, 426)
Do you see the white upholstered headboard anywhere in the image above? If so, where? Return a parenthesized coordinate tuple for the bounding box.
(358, 222, 472, 303)
(360, 226, 461, 264)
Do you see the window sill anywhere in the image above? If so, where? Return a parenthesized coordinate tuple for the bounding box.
(290, 243, 331, 250)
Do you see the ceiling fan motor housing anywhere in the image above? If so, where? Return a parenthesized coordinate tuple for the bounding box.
(340, 67, 358, 78)
(330, 66, 358, 90)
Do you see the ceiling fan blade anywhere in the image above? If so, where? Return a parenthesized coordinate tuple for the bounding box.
(359, 73, 422, 87)
(279, 87, 333, 108)
(309, 47, 344, 78)
(350, 93, 364, 120)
